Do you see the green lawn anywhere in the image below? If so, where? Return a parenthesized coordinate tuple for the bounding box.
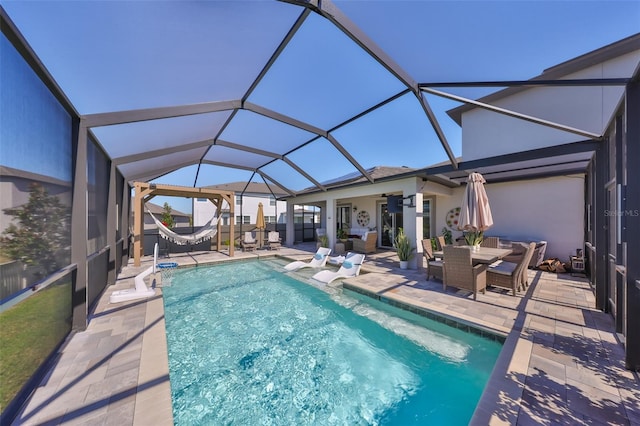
(0, 281, 72, 412)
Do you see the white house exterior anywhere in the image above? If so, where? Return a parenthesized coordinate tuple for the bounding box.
(443, 35, 640, 261)
(280, 34, 640, 368)
(434, 175, 584, 261)
(192, 182, 287, 227)
(455, 47, 640, 161)
(285, 167, 581, 264)
(284, 34, 640, 267)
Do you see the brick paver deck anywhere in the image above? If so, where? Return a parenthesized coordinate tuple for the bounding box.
(13, 245, 640, 425)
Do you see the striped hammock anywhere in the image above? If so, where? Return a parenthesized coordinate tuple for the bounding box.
(148, 209, 218, 245)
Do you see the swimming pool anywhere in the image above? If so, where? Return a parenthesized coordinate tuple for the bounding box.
(162, 259, 502, 425)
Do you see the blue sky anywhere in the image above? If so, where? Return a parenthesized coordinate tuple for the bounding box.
(1, 1, 639, 214)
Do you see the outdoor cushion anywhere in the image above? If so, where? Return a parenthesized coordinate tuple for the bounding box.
(488, 261, 518, 275)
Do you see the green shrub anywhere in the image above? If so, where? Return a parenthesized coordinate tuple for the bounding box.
(318, 234, 329, 248)
(394, 228, 414, 261)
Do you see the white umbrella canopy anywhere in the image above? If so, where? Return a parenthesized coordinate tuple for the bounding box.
(458, 172, 493, 243)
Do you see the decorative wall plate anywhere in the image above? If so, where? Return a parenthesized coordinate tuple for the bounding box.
(446, 207, 461, 230)
(356, 210, 370, 227)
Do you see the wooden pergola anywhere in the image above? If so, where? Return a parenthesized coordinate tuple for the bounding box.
(133, 181, 235, 266)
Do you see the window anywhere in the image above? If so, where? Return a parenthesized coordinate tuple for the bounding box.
(422, 199, 432, 239)
(235, 195, 242, 204)
(196, 198, 207, 202)
(266, 216, 276, 224)
(269, 196, 276, 206)
(235, 215, 250, 225)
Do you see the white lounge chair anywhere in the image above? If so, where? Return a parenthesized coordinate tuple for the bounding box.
(328, 251, 356, 265)
(284, 247, 332, 271)
(312, 253, 365, 284)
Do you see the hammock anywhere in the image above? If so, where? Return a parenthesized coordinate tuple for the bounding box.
(148, 209, 218, 245)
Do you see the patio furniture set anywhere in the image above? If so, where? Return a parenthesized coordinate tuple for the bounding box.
(423, 236, 537, 300)
(241, 231, 281, 251)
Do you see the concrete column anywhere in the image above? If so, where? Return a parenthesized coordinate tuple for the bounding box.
(415, 191, 425, 270)
(285, 202, 295, 246)
(401, 180, 420, 269)
(326, 198, 337, 251)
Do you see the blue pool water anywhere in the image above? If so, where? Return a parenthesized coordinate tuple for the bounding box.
(162, 260, 502, 425)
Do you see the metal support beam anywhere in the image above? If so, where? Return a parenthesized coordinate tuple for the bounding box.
(244, 101, 326, 136)
(124, 159, 200, 183)
(71, 122, 88, 330)
(106, 162, 117, 285)
(421, 87, 603, 140)
(284, 0, 458, 173)
(418, 78, 630, 88)
(122, 182, 130, 260)
(418, 91, 458, 168)
(257, 171, 296, 197)
(325, 133, 373, 183)
(113, 139, 214, 165)
(624, 79, 640, 370)
(82, 100, 241, 128)
(593, 141, 608, 312)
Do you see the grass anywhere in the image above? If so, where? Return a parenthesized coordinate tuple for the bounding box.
(0, 281, 72, 412)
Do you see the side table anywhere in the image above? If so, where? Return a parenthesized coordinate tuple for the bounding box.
(570, 256, 585, 276)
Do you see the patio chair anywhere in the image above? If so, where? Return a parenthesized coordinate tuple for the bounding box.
(519, 242, 537, 289)
(242, 232, 257, 252)
(312, 253, 365, 284)
(352, 231, 377, 254)
(436, 235, 447, 250)
(442, 246, 487, 300)
(266, 231, 281, 250)
(284, 247, 332, 271)
(421, 238, 443, 281)
(481, 236, 500, 248)
(486, 242, 535, 295)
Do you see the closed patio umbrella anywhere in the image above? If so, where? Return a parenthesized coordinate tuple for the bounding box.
(256, 202, 266, 248)
(458, 172, 493, 245)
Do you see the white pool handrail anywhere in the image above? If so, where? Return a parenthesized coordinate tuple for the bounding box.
(109, 243, 157, 304)
(153, 242, 158, 275)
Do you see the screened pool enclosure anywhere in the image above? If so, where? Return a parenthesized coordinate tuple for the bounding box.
(1, 0, 640, 422)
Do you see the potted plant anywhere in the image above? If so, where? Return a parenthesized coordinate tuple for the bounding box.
(317, 234, 329, 249)
(441, 227, 453, 245)
(394, 227, 414, 269)
(337, 227, 348, 241)
(464, 230, 484, 251)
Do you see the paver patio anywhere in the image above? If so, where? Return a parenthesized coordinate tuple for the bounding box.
(13, 244, 640, 425)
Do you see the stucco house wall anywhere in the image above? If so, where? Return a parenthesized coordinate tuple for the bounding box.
(462, 50, 640, 161)
(434, 175, 584, 262)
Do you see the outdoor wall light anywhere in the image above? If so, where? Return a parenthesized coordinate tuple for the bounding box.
(402, 195, 416, 208)
(353, 206, 358, 212)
